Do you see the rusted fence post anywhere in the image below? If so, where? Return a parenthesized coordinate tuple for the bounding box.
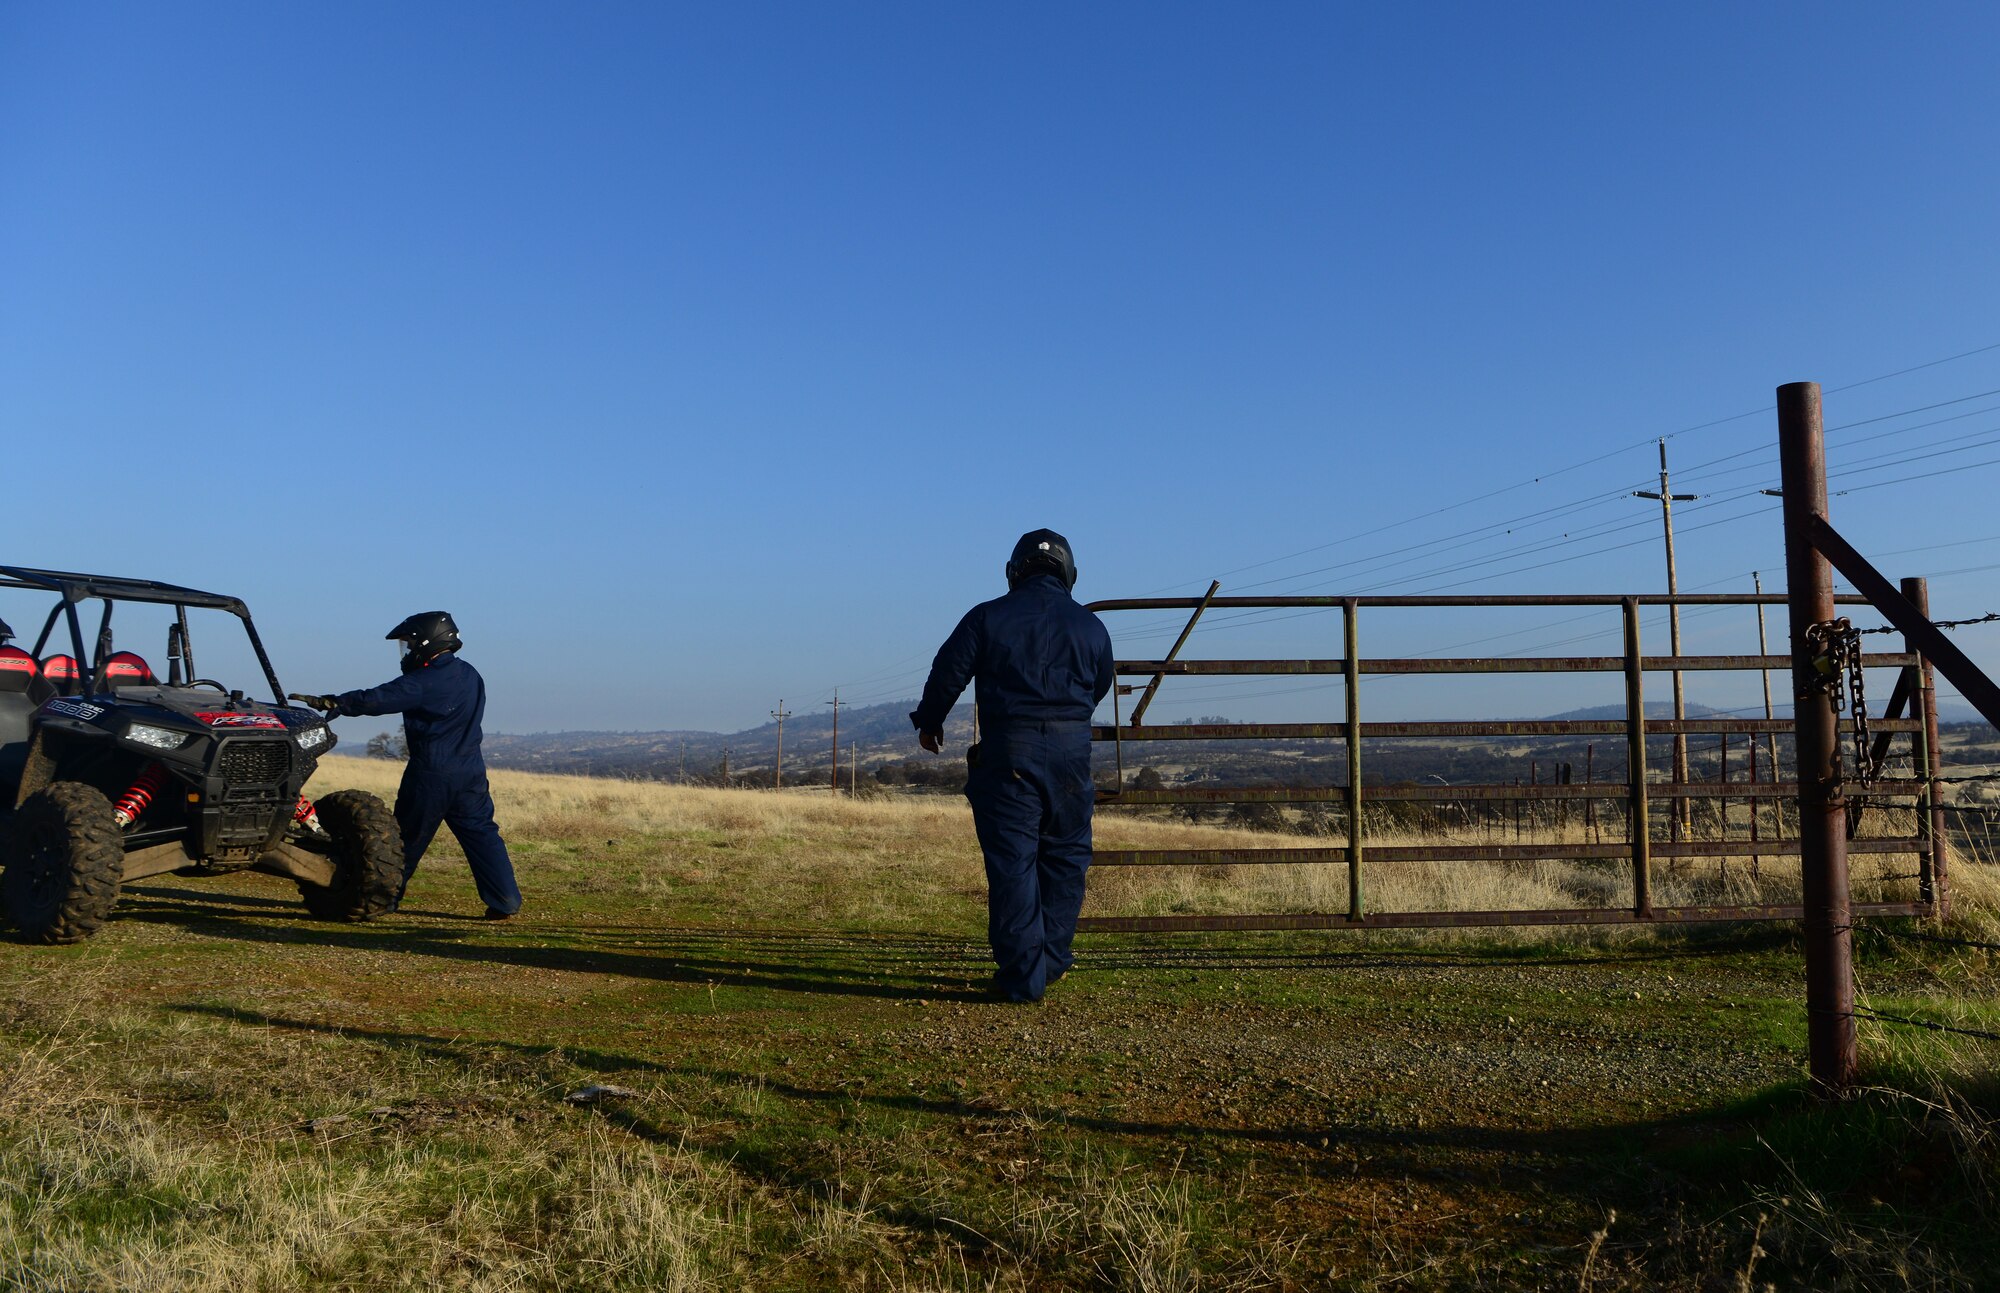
(1344, 598, 1364, 921)
(1904, 576, 1949, 913)
(1585, 743, 1598, 843)
(1777, 380, 1857, 1092)
(1623, 598, 1652, 916)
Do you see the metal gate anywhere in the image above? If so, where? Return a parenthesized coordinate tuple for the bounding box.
(1078, 589, 1947, 933)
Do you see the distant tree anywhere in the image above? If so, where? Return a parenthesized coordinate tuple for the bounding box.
(1227, 802, 1288, 833)
(1131, 766, 1165, 791)
(365, 728, 407, 760)
(872, 758, 961, 790)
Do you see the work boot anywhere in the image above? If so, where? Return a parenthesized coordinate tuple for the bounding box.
(987, 974, 1042, 1004)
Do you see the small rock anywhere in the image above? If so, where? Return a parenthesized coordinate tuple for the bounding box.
(306, 1115, 352, 1133)
(565, 1083, 638, 1105)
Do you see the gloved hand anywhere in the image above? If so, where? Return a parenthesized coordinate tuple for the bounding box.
(288, 692, 342, 715)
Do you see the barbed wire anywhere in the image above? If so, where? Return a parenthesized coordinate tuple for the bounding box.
(1855, 611, 2000, 636)
(1845, 918, 2000, 1043)
(1865, 924, 2000, 953)
(1853, 1007, 2000, 1043)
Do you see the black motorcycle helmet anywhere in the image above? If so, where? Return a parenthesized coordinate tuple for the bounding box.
(387, 611, 461, 668)
(1005, 529, 1078, 591)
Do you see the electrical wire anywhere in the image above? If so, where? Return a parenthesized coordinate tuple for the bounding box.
(1133, 343, 2000, 600)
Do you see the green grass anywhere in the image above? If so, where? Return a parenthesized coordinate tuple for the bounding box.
(0, 757, 1995, 1290)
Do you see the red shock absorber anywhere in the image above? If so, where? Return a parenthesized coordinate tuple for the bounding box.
(113, 763, 168, 829)
(294, 796, 324, 834)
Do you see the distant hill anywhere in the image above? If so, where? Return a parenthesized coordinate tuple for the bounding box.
(1545, 701, 1738, 722)
(478, 699, 977, 785)
(450, 694, 1935, 790)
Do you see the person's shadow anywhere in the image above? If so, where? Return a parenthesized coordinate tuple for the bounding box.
(118, 883, 996, 1003)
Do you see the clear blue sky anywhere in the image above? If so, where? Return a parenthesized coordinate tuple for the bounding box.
(5, 3, 1999, 735)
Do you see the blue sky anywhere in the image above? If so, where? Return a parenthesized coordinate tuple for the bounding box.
(4, 3, 1999, 735)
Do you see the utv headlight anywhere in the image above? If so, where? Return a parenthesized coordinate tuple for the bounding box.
(296, 726, 330, 751)
(127, 723, 188, 751)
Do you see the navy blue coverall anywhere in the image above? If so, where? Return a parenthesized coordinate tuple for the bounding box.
(331, 653, 522, 915)
(911, 573, 1116, 1001)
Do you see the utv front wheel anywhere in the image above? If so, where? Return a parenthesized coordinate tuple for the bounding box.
(3, 782, 124, 944)
(300, 790, 403, 921)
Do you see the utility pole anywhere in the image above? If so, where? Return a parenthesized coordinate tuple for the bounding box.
(770, 700, 791, 789)
(827, 691, 841, 794)
(850, 740, 857, 794)
(1634, 438, 1699, 835)
(680, 739, 686, 783)
(721, 746, 730, 781)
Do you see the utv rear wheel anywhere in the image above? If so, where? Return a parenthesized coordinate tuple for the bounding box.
(301, 790, 403, 921)
(3, 782, 124, 944)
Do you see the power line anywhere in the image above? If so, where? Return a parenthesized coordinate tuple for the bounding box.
(1825, 384, 2000, 432)
(1830, 427, 2000, 479)
(1869, 531, 2000, 561)
(1834, 451, 2000, 496)
(1134, 343, 2000, 599)
(1128, 464, 1792, 642)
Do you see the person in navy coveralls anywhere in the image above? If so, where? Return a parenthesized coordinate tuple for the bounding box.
(911, 530, 1115, 1002)
(304, 612, 522, 919)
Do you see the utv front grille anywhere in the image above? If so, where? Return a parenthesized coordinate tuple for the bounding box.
(219, 739, 291, 788)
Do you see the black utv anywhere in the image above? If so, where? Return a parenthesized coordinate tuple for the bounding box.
(0, 567, 401, 943)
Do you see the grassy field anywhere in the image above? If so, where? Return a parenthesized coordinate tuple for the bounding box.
(1, 755, 1997, 1290)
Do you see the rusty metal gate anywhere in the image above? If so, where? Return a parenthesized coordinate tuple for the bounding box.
(1078, 589, 1948, 933)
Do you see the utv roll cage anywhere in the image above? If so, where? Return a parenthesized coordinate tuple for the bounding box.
(0, 566, 286, 701)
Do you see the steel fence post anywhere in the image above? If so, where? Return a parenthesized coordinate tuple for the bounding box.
(1777, 380, 1857, 1092)
(1344, 598, 1364, 921)
(1624, 597, 1651, 916)
(1904, 576, 1949, 915)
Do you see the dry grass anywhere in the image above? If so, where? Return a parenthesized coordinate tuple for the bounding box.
(306, 757, 1994, 939)
(0, 959, 1222, 1291)
(0, 757, 1985, 1288)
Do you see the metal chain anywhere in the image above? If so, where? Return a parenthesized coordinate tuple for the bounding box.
(1846, 629, 1878, 783)
(1802, 618, 1849, 704)
(1804, 617, 1880, 787)
(1803, 618, 1850, 791)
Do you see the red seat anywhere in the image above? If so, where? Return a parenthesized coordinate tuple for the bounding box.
(101, 651, 156, 689)
(0, 646, 35, 694)
(41, 655, 79, 696)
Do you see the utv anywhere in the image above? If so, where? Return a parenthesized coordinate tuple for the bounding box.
(0, 567, 401, 943)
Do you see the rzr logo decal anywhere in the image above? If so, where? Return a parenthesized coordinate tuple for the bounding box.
(196, 712, 286, 730)
(43, 699, 104, 720)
